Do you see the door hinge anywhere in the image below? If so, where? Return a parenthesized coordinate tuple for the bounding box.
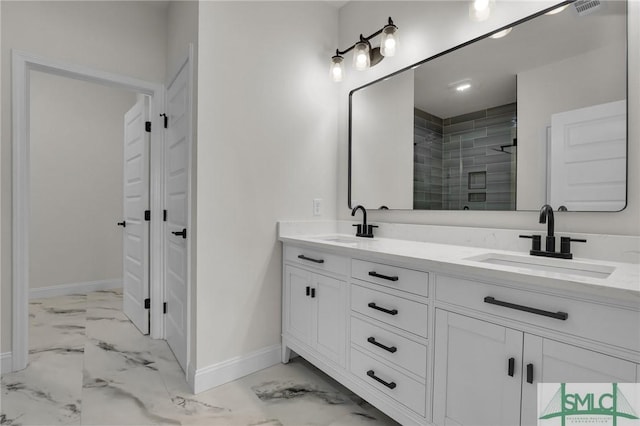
(160, 113, 168, 129)
(163, 210, 167, 222)
(163, 302, 167, 314)
(144, 298, 150, 309)
(145, 210, 151, 221)
(145, 121, 151, 132)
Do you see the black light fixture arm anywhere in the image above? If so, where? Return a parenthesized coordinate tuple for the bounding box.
(334, 17, 395, 56)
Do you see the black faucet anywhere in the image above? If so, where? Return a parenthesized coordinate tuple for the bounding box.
(519, 204, 586, 259)
(351, 205, 377, 238)
(539, 204, 555, 252)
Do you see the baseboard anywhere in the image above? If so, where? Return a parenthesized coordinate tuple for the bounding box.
(191, 344, 281, 394)
(1, 352, 13, 374)
(29, 279, 122, 300)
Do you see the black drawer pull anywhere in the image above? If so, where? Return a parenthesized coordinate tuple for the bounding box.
(484, 297, 568, 321)
(368, 302, 398, 316)
(508, 357, 515, 377)
(311, 288, 316, 298)
(366, 370, 396, 389)
(298, 254, 324, 264)
(367, 337, 397, 353)
(368, 271, 399, 282)
(526, 363, 534, 384)
(306, 286, 310, 296)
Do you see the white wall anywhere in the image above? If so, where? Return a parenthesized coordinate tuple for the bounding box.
(196, 1, 338, 369)
(1, 0, 168, 354)
(517, 44, 626, 210)
(337, 1, 640, 237)
(352, 70, 414, 209)
(29, 71, 136, 289)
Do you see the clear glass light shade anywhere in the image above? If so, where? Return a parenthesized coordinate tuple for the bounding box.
(330, 56, 344, 82)
(380, 25, 399, 57)
(353, 42, 371, 71)
(469, 0, 493, 22)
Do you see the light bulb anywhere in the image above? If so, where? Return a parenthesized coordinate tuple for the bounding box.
(330, 55, 344, 82)
(380, 22, 399, 57)
(469, 0, 493, 21)
(353, 41, 370, 71)
(474, 0, 489, 11)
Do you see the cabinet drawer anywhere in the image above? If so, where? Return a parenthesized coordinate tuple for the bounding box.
(351, 284, 428, 338)
(436, 275, 640, 353)
(350, 347, 426, 416)
(351, 316, 427, 378)
(352, 259, 428, 297)
(284, 245, 348, 276)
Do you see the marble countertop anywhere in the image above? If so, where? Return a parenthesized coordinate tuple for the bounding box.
(279, 233, 640, 306)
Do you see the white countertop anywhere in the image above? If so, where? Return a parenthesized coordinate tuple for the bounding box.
(279, 232, 640, 306)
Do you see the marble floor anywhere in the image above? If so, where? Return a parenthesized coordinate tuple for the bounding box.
(1, 290, 399, 425)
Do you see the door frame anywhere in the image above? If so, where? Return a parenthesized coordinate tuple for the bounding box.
(11, 49, 166, 371)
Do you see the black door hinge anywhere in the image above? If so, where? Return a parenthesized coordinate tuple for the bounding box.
(145, 210, 151, 221)
(145, 121, 151, 132)
(163, 210, 167, 222)
(160, 113, 168, 129)
(144, 298, 150, 309)
(163, 302, 167, 314)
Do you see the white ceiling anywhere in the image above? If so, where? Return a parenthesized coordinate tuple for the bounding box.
(412, 1, 626, 118)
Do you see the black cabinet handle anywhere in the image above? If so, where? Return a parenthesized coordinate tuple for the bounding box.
(172, 228, 187, 239)
(368, 302, 398, 316)
(306, 286, 310, 296)
(484, 297, 568, 321)
(368, 271, 399, 282)
(117, 221, 126, 228)
(366, 370, 396, 389)
(298, 255, 324, 264)
(508, 357, 515, 377)
(311, 288, 316, 298)
(367, 337, 397, 353)
(526, 363, 534, 384)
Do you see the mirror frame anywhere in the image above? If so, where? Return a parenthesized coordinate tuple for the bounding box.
(348, 0, 628, 212)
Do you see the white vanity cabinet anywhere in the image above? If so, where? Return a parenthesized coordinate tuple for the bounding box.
(283, 246, 347, 367)
(432, 275, 640, 426)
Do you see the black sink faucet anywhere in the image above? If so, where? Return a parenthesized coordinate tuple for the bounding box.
(539, 204, 555, 252)
(351, 205, 377, 238)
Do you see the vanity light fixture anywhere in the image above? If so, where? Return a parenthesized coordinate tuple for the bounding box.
(469, 0, 495, 22)
(490, 28, 512, 39)
(330, 17, 399, 82)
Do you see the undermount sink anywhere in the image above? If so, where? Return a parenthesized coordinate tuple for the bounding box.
(465, 253, 615, 279)
(315, 235, 363, 245)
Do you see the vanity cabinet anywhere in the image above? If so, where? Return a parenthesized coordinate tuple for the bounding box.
(433, 275, 639, 426)
(283, 253, 347, 367)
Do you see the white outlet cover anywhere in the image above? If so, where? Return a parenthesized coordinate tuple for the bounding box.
(313, 199, 322, 216)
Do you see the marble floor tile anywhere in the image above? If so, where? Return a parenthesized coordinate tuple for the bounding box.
(1, 290, 400, 426)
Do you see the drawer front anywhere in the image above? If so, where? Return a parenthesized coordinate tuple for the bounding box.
(436, 275, 640, 352)
(351, 316, 427, 378)
(351, 284, 428, 338)
(284, 245, 348, 276)
(350, 347, 426, 416)
(352, 259, 428, 297)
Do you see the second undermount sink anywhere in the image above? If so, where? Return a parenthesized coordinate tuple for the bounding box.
(315, 235, 363, 245)
(465, 253, 615, 279)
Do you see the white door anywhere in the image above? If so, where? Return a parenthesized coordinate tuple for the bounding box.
(549, 100, 626, 211)
(122, 97, 150, 334)
(433, 310, 523, 426)
(520, 335, 638, 426)
(284, 265, 313, 345)
(164, 62, 191, 371)
(313, 274, 346, 366)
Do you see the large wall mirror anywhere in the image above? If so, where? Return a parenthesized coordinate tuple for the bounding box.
(350, 1, 627, 212)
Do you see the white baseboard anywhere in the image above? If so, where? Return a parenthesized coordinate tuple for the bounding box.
(191, 344, 281, 394)
(1, 352, 13, 374)
(29, 279, 122, 300)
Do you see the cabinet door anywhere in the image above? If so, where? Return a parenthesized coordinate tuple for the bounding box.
(313, 273, 346, 366)
(521, 335, 638, 426)
(433, 310, 523, 426)
(284, 265, 313, 345)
